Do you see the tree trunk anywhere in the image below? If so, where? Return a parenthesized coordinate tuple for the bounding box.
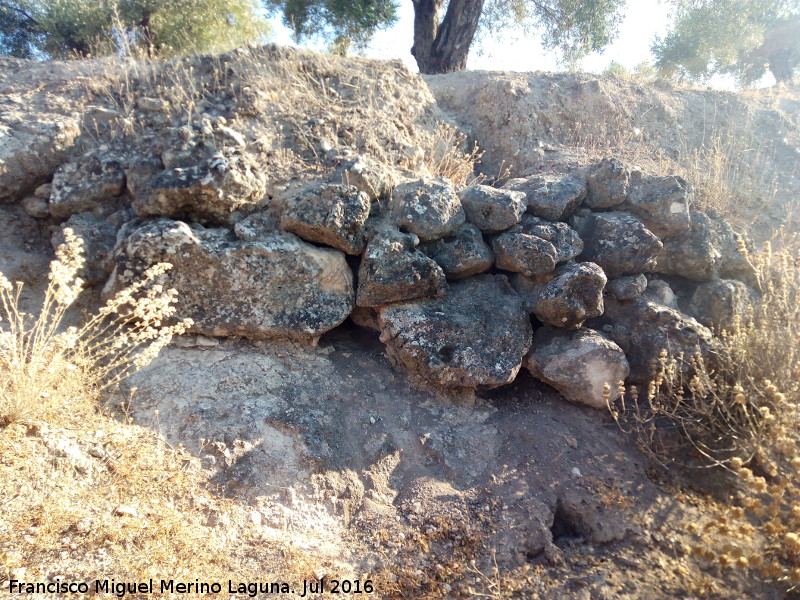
(412, 0, 486, 74)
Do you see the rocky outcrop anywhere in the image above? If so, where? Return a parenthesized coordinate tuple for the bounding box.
(356, 227, 446, 307)
(526, 327, 630, 408)
(105, 220, 354, 340)
(378, 275, 532, 388)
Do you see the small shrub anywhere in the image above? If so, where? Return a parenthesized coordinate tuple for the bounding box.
(609, 233, 800, 591)
(0, 229, 192, 426)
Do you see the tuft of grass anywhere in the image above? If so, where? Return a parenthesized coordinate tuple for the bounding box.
(0, 229, 192, 427)
(423, 122, 486, 186)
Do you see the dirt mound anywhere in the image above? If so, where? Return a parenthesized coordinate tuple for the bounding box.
(428, 71, 800, 239)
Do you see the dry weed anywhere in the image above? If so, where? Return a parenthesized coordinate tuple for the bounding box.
(569, 117, 779, 230)
(0, 229, 191, 426)
(609, 234, 800, 591)
(423, 122, 486, 186)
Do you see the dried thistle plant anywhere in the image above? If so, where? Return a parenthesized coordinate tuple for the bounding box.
(0, 229, 192, 426)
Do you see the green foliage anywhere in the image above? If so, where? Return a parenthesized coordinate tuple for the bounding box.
(653, 0, 800, 85)
(266, 0, 398, 54)
(602, 60, 658, 80)
(0, 1, 42, 57)
(0, 0, 270, 59)
(481, 0, 625, 67)
(602, 59, 628, 77)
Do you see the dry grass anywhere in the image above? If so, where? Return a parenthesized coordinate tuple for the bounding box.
(609, 233, 800, 591)
(422, 122, 486, 186)
(0, 230, 191, 426)
(568, 118, 780, 230)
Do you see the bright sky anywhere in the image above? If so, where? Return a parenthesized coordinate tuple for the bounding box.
(268, 0, 673, 74)
(267, 0, 762, 88)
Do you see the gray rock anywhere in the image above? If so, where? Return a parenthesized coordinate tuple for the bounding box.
(572, 211, 663, 278)
(234, 210, 280, 241)
(655, 211, 758, 286)
(34, 184, 52, 200)
(526, 327, 629, 409)
(583, 158, 632, 209)
(21, 195, 49, 218)
(606, 274, 648, 301)
(53, 210, 133, 284)
(335, 156, 398, 201)
(505, 174, 586, 221)
(623, 175, 692, 239)
(642, 279, 679, 310)
(105, 220, 354, 341)
(458, 185, 525, 232)
(129, 150, 268, 225)
(689, 279, 756, 331)
(49, 157, 126, 219)
(390, 177, 465, 241)
(281, 183, 370, 254)
(513, 262, 606, 329)
(378, 275, 532, 389)
(590, 296, 715, 384)
(356, 227, 446, 307)
(0, 116, 80, 203)
(493, 215, 583, 276)
(421, 223, 493, 280)
(136, 97, 170, 112)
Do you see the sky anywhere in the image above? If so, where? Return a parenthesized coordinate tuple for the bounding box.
(267, 1, 766, 89)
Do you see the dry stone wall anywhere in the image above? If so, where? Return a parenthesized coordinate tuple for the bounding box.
(1, 49, 762, 411)
(17, 144, 758, 409)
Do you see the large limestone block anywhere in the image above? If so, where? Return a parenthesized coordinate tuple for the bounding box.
(513, 262, 606, 329)
(281, 183, 370, 254)
(378, 275, 532, 389)
(356, 227, 446, 307)
(622, 175, 692, 239)
(49, 156, 126, 219)
(458, 184, 525, 232)
(389, 177, 465, 241)
(492, 215, 583, 276)
(526, 327, 630, 409)
(590, 296, 715, 384)
(128, 150, 268, 225)
(571, 210, 663, 278)
(105, 220, 354, 340)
